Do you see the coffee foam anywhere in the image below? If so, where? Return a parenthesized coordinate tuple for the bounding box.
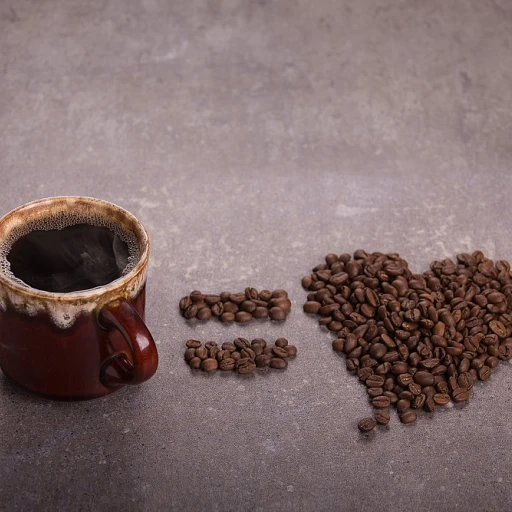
(0, 210, 141, 290)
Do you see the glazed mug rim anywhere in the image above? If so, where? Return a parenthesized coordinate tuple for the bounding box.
(0, 196, 150, 303)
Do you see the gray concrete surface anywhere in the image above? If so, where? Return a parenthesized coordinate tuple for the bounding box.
(1, 1, 512, 510)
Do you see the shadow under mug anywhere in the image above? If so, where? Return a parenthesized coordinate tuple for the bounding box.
(0, 196, 158, 400)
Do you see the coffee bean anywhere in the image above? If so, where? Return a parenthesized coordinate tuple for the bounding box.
(457, 372, 473, 390)
(253, 307, 269, 319)
(259, 289, 273, 301)
(397, 374, 412, 386)
(397, 399, 410, 414)
(197, 308, 212, 321)
(236, 358, 256, 374)
(374, 410, 390, 425)
(372, 396, 391, 408)
(273, 337, 288, 348)
(413, 371, 434, 386)
(285, 345, 297, 357)
(189, 357, 202, 369)
(220, 312, 235, 322)
(358, 367, 374, 382)
(489, 320, 507, 338)
(369, 343, 387, 360)
(478, 365, 491, 381)
(412, 394, 426, 409)
(195, 347, 208, 360)
(391, 362, 409, 375)
(358, 418, 376, 433)
(234, 338, 250, 350)
(424, 397, 435, 412)
(399, 410, 417, 424)
(270, 357, 288, 369)
(186, 339, 202, 349)
(201, 358, 218, 372)
(217, 358, 235, 371)
(368, 387, 384, 398)
(486, 356, 499, 368)
(272, 346, 289, 359)
(304, 301, 321, 314)
(452, 387, 469, 402)
(241, 347, 256, 359)
(235, 311, 252, 323)
(269, 307, 286, 321)
(433, 393, 451, 405)
(366, 375, 385, 388)
(255, 354, 271, 368)
(332, 339, 345, 352)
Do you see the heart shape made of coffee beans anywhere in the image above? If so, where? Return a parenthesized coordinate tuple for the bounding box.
(301, 250, 512, 432)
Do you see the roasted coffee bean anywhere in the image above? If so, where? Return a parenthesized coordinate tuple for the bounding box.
(179, 296, 192, 311)
(366, 375, 385, 388)
(241, 347, 256, 359)
(285, 345, 297, 357)
(195, 347, 208, 360)
(197, 308, 212, 321)
(236, 358, 256, 374)
(251, 338, 267, 348)
(275, 337, 289, 348)
(452, 387, 470, 402)
(397, 373, 412, 386)
(412, 394, 426, 409)
(235, 311, 252, 323)
(358, 418, 376, 433)
(234, 338, 251, 350)
(369, 343, 387, 359)
(255, 354, 271, 368)
(270, 357, 288, 369)
(433, 393, 451, 405)
(272, 346, 289, 359)
(304, 301, 322, 314)
(399, 410, 417, 424)
(201, 358, 218, 372)
(457, 372, 473, 390)
(383, 391, 398, 404)
(219, 358, 236, 371)
(358, 367, 374, 382)
(189, 357, 202, 369)
(391, 362, 409, 375)
(367, 387, 384, 398)
(414, 371, 435, 387)
(372, 396, 391, 408)
(332, 339, 345, 352)
(269, 307, 286, 321)
(489, 320, 507, 338)
(211, 302, 224, 317)
(478, 365, 491, 381)
(186, 339, 202, 349)
(424, 397, 435, 412)
(374, 410, 390, 425)
(220, 312, 235, 322)
(253, 307, 269, 318)
(397, 399, 411, 414)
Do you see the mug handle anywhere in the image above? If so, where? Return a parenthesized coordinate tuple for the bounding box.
(98, 299, 158, 388)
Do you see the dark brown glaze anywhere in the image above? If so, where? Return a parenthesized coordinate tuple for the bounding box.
(0, 286, 154, 400)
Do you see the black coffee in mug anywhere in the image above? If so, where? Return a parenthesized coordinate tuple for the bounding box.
(4, 221, 140, 293)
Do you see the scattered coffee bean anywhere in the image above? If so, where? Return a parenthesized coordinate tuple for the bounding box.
(180, 289, 291, 323)
(399, 410, 417, 424)
(358, 418, 377, 433)
(374, 410, 390, 425)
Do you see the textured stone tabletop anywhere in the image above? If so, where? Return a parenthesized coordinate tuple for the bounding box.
(1, 1, 512, 511)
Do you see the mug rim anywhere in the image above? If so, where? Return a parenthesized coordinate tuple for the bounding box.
(0, 196, 150, 302)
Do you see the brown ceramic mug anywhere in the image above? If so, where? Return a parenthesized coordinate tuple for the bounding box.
(0, 196, 158, 399)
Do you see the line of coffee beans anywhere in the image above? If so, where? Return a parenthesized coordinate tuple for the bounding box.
(184, 338, 297, 374)
(179, 288, 291, 322)
(302, 250, 512, 432)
